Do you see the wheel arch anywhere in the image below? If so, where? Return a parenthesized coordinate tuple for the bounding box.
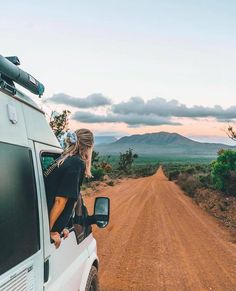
(79, 253, 99, 291)
(92, 259, 99, 271)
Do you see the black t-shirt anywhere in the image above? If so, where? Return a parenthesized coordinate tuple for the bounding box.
(45, 155, 85, 233)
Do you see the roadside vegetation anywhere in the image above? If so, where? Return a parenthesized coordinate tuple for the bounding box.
(82, 149, 159, 196)
(163, 149, 236, 234)
(89, 148, 159, 182)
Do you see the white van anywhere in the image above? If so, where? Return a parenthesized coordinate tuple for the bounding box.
(0, 55, 110, 291)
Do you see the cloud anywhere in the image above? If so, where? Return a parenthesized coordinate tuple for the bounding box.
(72, 111, 181, 126)
(47, 93, 236, 127)
(48, 93, 112, 108)
(112, 97, 236, 121)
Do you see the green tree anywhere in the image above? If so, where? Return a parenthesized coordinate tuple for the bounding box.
(92, 150, 100, 166)
(49, 110, 71, 137)
(211, 149, 236, 192)
(118, 148, 138, 174)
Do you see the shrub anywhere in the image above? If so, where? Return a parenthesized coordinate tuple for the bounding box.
(132, 164, 159, 177)
(100, 161, 112, 173)
(178, 173, 202, 197)
(198, 173, 213, 188)
(168, 170, 180, 181)
(184, 166, 195, 175)
(91, 167, 105, 181)
(106, 180, 114, 186)
(118, 148, 138, 174)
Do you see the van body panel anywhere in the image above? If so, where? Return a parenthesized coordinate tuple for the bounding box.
(45, 235, 92, 291)
(0, 88, 41, 113)
(23, 106, 60, 147)
(86, 233, 98, 257)
(80, 251, 99, 291)
(0, 91, 28, 146)
(0, 253, 43, 291)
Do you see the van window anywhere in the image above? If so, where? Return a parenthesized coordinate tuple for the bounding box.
(41, 152, 60, 173)
(41, 152, 90, 243)
(0, 142, 40, 275)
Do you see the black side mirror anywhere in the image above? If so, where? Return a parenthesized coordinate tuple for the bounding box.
(93, 197, 110, 228)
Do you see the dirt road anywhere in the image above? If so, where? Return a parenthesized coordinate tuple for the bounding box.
(84, 168, 236, 291)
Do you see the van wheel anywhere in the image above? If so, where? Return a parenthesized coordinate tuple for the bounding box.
(85, 266, 100, 291)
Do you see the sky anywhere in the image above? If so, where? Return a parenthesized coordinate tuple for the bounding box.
(1, 0, 236, 143)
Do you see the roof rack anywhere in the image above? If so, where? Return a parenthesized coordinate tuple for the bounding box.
(0, 55, 44, 97)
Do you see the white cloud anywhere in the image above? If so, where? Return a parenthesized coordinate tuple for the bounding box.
(72, 110, 180, 126)
(48, 93, 111, 108)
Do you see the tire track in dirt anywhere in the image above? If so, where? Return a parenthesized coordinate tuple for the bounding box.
(84, 167, 236, 291)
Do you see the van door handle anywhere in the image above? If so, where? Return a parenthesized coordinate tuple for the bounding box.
(44, 259, 50, 283)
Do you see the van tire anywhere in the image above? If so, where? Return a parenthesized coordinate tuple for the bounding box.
(85, 266, 100, 291)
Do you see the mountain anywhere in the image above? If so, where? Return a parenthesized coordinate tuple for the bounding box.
(94, 136, 117, 145)
(115, 132, 195, 145)
(95, 132, 236, 159)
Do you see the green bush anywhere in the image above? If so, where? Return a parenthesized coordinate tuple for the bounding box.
(211, 150, 236, 195)
(91, 167, 105, 181)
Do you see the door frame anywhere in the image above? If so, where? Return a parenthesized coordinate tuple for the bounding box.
(33, 142, 62, 260)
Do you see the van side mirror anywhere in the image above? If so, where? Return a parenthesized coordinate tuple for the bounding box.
(93, 197, 110, 228)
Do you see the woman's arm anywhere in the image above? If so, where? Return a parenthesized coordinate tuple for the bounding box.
(85, 146, 93, 178)
(49, 196, 68, 230)
(49, 196, 68, 248)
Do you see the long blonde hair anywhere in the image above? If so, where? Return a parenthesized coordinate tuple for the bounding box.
(58, 128, 94, 174)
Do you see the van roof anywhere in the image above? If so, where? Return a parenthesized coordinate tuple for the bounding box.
(0, 86, 60, 148)
(0, 86, 43, 114)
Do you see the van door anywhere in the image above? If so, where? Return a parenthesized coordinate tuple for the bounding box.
(0, 141, 43, 291)
(34, 142, 90, 291)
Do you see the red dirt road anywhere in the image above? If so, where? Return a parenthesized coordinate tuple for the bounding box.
(84, 168, 236, 291)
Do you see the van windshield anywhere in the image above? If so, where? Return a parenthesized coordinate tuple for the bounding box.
(0, 142, 40, 275)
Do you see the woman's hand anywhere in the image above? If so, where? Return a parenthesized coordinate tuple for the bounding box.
(50, 232, 61, 249)
(62, 228, 70, 239)
(85, 170, 94, 179)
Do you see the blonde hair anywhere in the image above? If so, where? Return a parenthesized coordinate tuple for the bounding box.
(58, 128, 94, 167)
(43, 129, 94, 178)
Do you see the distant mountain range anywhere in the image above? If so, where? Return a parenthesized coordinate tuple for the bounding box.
(95, 132, 236, 159)
(94, 136, 118, 145)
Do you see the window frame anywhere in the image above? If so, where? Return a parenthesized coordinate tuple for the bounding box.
(40, 151, 90, 245)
